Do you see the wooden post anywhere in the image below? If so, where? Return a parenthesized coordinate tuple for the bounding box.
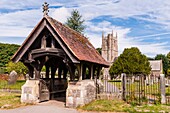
(45, 65, 49, 78)
(34, 67, 40, 79)
(82, 64, 86, 79)
(24, 63, 34, 78)
(121, 73, 126, 101)
(160, 74, 166, 104)
(51, 37, 55, 48)
(77, 64, 82, 81)
(58, 67, 62, 79)
(97, 66, 102, 79)
(90, 65, 94, 80)
(63, 67, 68, 80)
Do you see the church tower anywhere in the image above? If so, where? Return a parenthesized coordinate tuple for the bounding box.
(101, 31, 118, 79)
(102, 31, 118, 64)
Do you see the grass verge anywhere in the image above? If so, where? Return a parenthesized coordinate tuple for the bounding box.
(0, 92, 31, 109)
(78, 99, 170, 113)
(0, 80, 25, 90)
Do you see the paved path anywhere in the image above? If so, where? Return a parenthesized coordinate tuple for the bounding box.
(0, 100, 79, 113)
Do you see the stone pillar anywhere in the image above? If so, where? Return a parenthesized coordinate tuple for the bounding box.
(21, 80, 40, 103)
(121, 73, 126, 101)
(160, 74, 166, 104)
(66, 80, 96, 108)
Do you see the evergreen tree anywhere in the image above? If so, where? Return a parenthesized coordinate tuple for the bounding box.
(109, 47, 151, 77)
(65, 9, 85, 33)
(96, 48, 102, 54)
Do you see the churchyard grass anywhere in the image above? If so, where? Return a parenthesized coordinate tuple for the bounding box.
(0, 92, 31, 109)
(0, 80, 25, 90)
(78, 99, 170, 113)
(109, 80, 167, 95)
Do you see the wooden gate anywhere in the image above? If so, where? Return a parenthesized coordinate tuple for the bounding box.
(39, 79, 50, 102)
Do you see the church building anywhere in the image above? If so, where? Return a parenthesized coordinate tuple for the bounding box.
(101, 31, 118, 79)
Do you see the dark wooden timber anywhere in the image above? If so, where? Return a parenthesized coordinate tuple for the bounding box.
(11, 15, 109, 101)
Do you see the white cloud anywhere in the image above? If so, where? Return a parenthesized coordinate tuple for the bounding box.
(86, 20, 169, 57)
(0, 9, 42, 37)
(50, 7, 70, 23)
(1, 0, 170, 58)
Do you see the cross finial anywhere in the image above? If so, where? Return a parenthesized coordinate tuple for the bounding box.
(43, 2, 49, 16)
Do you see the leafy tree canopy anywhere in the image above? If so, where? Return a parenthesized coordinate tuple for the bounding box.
(155, 54, 169, 75)
(6, 61, 28, 75)
(65, 9, 85, 33)
(0, 43, 20, 67)
(109, 47, 151, 76)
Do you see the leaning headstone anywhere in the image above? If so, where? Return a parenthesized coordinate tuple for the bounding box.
(8, 70, 18, 85)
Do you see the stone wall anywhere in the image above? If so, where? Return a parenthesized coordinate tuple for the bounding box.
(66, 80, 96, 108)
(21, 80, 40, 103)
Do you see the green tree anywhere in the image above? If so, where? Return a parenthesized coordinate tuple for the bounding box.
(96, 48, 102, 54)
(65, 9, 85, 33)
(155, 54, 169, 75)
(167, 52, 170, 61)
(166, 52, 170, 76)
(6, 62, 28, 75)
(109, 47, 151, 77)
(0, 43, 20, 67)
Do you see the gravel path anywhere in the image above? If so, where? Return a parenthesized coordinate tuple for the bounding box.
(0, 100, 79, 113)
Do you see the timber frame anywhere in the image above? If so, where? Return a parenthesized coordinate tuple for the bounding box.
(12, 15, 109, 100)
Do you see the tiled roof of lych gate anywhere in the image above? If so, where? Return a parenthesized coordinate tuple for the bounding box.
(46, 16, 109, 66)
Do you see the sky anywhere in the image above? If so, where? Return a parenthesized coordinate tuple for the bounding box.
(0, 0, 170, 58)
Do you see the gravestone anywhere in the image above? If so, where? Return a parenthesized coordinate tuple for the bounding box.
(8, 70, 18, 85)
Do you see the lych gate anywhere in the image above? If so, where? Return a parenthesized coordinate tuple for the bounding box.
(11, 3, 109, 108)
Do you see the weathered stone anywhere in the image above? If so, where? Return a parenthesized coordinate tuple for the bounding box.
(102, 32, 118, 80)
(8, 70, 18, 85)
(21, 80, 40, 103)
(66, 80, 96, 108)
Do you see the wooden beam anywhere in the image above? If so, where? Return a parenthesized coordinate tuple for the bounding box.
(24, 63, 34, 78)
(46, 22, 80, 63)
(12, 19, 46, 63)
(90, 64, 94, 80)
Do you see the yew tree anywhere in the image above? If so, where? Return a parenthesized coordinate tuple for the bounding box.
(65, 9, 85, 33)
(109, 47, 151, 76)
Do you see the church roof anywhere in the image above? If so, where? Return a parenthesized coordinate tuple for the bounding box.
(12, 16, 109, 67)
